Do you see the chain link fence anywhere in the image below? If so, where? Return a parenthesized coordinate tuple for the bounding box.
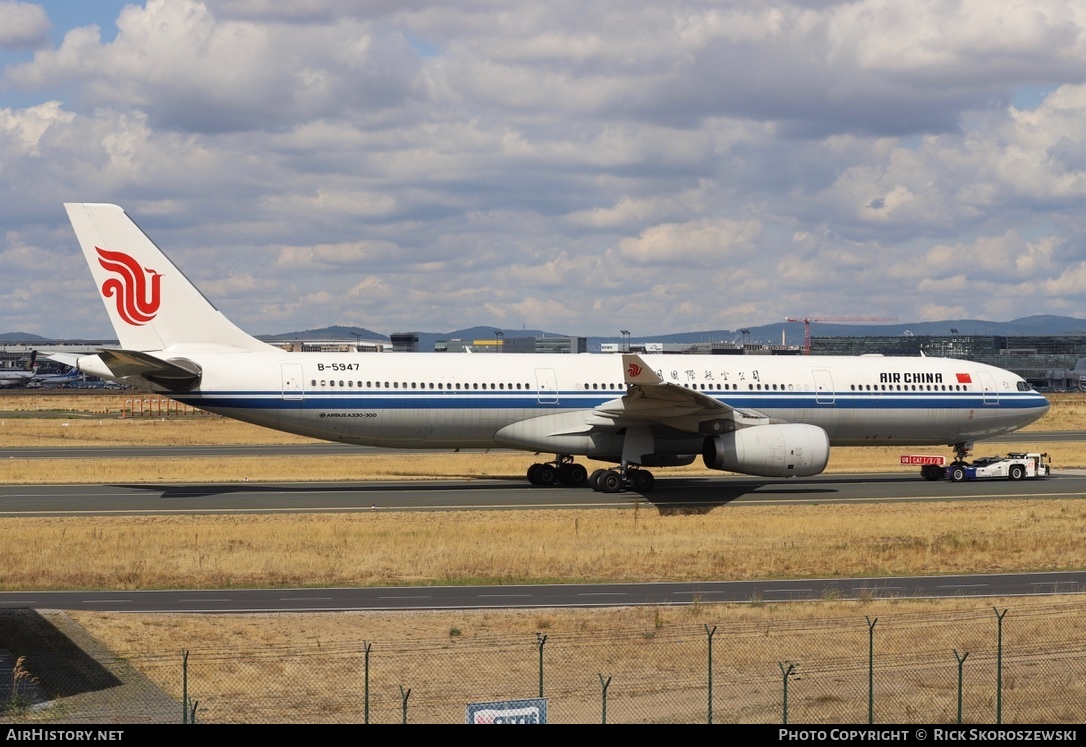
(2, 600, 1084, 724)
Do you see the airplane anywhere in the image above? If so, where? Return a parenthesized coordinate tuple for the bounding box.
(0, 351, 38, 388)
(56, 202, 1051, 492)
(31, 367, 84, 388)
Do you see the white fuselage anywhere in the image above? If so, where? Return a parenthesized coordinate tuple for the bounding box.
(0, 372, 34, 388)
(81, 351, 1050, 456)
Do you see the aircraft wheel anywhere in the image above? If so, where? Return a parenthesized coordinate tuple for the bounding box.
(527, 463, 543, 485)
(1009, 465, 1025, 481)
(589, 469, 607, 492)
(536, 463, 558, 486)
(631, 470, 655, 492)
(949, 465, 966, 483)
(599, 470, 623, 493)
(557, 463, 588, 485)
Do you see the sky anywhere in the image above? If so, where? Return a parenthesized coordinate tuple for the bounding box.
(2, 1, 1086, 342)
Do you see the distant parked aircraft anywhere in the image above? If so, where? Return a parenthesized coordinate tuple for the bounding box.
(0, 351, 37, 388)
(32, 367, 84, 388)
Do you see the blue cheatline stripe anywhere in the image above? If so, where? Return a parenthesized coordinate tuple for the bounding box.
(168, 390, 1047, 411)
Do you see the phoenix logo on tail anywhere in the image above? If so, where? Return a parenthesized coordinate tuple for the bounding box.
(96, 247, 162, 326)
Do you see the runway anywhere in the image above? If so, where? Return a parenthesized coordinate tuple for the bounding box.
(1, 571, 1083, 613)
(1, 470, 1084, 516)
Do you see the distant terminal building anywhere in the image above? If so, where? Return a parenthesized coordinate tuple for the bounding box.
(390, 332, 420, 352)
(439, 335, 587, 354)
(811, 334, 1086, 388)
(503, 336, 587, 354)
(271, 339, 385, 353)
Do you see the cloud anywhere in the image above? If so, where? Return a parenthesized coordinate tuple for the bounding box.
(0, 100, 73, 155)
(6, 1, 1086, 339)
(0, 1, 49, 49)
(8, 0, 421, 134)
(615, 218, 761, 266)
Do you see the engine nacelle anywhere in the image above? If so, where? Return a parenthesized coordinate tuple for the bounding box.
(702, 424, 830, 478)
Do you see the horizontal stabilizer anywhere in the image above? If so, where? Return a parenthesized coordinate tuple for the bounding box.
(97, 349, 202, 390)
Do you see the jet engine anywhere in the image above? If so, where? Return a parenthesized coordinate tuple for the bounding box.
(702, 424, 829, 478)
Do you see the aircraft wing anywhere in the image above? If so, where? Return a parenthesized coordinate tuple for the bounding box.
(42, 352, 82, 368)
(587, 354, 771, 434)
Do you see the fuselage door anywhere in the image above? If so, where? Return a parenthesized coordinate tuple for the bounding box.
(812, 369, 835, 405)
(979, 370, 999, 405)
(535, 368, 559, 405)
(281, 362, 304, 401)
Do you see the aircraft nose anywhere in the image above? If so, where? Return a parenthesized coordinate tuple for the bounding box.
(1032, 393, 1051, 419)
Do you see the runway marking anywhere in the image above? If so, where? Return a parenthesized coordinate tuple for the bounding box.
(937, 583, 989, 588)
(576, 593, 629, 598)
(857, 586, 902, 590)
(479, 594, 532, 598)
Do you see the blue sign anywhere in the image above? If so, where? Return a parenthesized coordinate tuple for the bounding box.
(467, 698, 548, 724)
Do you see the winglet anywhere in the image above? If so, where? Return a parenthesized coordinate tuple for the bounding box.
(622, 354, 664, 386)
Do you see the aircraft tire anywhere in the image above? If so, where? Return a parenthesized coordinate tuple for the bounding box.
(527, 463, 542, 485)
(949, 465, 967, 483)
(599, 471, 623, 493)
(537, 464, 558, 486)
(564, 463, 588, 485)
(588, 469, 607, 491)
(631, 470, 655, 492)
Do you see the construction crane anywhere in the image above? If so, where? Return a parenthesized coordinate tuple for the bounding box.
(785, 316, 898, 355)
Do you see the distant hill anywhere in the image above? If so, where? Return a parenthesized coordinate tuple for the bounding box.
(0, 332, 50, 342)
(258, 325, 389, 343)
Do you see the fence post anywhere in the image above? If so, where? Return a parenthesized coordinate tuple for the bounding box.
(705, 625, 716, 724)
(598, 674, 612, 724)
(994, 608, 1007, 724)
(536, 633, 547, 697)
(363, 641, 372, 725)
(954, 649, 969, 724)
(400, 685, 411, 724)
(779, 661, 798, 724)
(181, 650, 189, 724)
(867, 616, 878, 724)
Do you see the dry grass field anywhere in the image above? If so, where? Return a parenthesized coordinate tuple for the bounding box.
(1, 389, 1083, 723)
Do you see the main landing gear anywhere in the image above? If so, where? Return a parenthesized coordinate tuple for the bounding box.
(525, 456, 657, 492)
(588, 464, 655, 493)
(527, 455, 588, 486)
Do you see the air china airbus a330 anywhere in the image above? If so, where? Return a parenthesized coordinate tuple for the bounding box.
(56, 203, 1050, 493)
